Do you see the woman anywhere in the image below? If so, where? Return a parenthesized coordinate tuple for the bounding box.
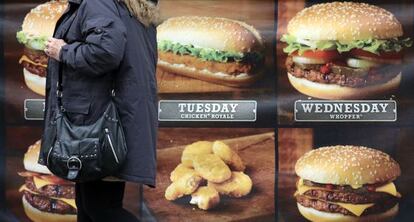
(40, 0, 159, 221)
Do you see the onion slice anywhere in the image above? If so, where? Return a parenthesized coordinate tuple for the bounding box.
(346, 58, 381, 69)
(292, 56, 327, 65)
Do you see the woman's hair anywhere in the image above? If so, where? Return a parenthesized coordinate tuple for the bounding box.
(120, 0, 159, 26)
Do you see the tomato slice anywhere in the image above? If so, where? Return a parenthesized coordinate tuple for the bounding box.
(292, 50, 341, 60)
(349, 49, 403, 60)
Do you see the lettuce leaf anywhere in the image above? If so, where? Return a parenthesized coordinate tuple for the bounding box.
(16, 31, 48, 50)
(281, 34, 412, 55)
(158, 40, 262, 63)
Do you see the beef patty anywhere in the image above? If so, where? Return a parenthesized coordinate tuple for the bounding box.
(296, 194, 398, 216)
(23, 191, 76, 215)
(20, 47, 48, 77)
(286, 56, 400, 88)
(25, 177, 75, 199)
(302, 188, 397, 204)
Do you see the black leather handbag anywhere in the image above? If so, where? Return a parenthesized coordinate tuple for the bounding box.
(45, 66, 127, 183)
(46, 97, 128, 183)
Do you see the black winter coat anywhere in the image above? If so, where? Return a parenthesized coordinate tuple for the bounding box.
(38, 0, 158, 187)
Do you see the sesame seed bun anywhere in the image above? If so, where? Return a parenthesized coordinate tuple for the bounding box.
(157, 16, 263, 53)
(297, 203, 398, 222)
(22, 196, 76, 222)
(21, 0, 68, 39)
(23, 140, 51, 175)
(287, 2, 403, 41)
(287, 72, 401, 99)
(23, 68, 46, 96)
(295, 145, 401, 187)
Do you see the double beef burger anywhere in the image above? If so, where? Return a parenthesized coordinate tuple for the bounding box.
(157, 16, 264, 87)
(281, 2, 412, 99)
(295, 145, 401, 222)
(18, 140, 76, 222)
(16, 0, 67, 96)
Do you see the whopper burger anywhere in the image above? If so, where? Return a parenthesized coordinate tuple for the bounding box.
(157, 16, 264, 87)
(18, 140, 76, 222)
(281, 2, 412, 99)
(295, 145, 401, 222)
(16, 0, 67, 96)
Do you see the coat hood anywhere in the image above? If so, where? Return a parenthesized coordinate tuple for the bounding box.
(120, 0, 159, 26)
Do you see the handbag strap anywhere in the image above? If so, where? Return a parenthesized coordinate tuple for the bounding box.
(56, 5, 79, 110)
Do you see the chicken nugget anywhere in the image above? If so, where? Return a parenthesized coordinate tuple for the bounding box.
(165, 171, 202, 201)
(181, 141, 213, 167)
(170, 163, 196, 182)
(212, 140, 246, 171)
(190, 186, 220, 210)
(208, 172, 252, 198)
(193, 154, 231, 183)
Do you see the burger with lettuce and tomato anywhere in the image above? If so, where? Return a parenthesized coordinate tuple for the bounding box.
(281, 2, 412, 99)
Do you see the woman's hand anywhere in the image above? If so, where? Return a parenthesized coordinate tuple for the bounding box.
(44, 38, 67, 61)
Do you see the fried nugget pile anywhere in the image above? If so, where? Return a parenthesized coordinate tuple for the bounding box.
(165, 140, 253, 210)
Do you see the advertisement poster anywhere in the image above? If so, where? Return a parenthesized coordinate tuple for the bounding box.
(0, 0, 413, 222)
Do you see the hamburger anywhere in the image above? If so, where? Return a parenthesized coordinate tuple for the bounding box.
(295, 145, 401, 222)
(18, 140, 76, 222)
(16, 0, 68, 96)
(157, 16, 264, 87)
(281, 2, 412, 99)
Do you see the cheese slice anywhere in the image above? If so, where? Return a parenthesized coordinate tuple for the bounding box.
(375, 182, 398, 197)
(19, 55, 47, 68)
(336, 202, 374, 217)
(33, 176, 54, 189)
(19, 185, 77, 209)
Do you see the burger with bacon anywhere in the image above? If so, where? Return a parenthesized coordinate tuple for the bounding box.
(295, 145, 401, 222)
(16, 0, 67, 96)
(281, 2, 412, 99)
(18, 140, 76, 222)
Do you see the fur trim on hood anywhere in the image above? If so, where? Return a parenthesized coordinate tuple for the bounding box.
(120, 0, 159, 26)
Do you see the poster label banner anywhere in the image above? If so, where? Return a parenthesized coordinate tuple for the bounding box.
(295, 100, 397, 122)
(24, 99, 45, 120)
(158, 100, 257, 122)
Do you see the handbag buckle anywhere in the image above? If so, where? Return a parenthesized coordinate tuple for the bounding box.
(66, 156, 82, 180)
(67, 156, 82, 170)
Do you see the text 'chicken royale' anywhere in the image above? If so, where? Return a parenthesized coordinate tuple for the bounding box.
(295, 145, 401, 222)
